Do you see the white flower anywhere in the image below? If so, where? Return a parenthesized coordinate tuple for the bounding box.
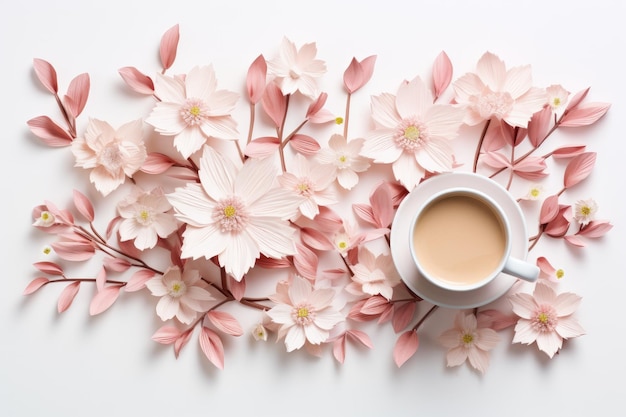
(521, 184, 545, 201)
(167, 145, 303, 281)
(573, 198, 598, 226)
(267, 37, 326, 98)
(316, 134, 370, 190)
(117, 187, 178, 250)
(267, 276, 344, 352)
(33, 210, 56, 227)
(546, 84, 570, 112)
(347, 247, 401, 300)
(252, 323, 268, 341)
(278, 154, 337, 219)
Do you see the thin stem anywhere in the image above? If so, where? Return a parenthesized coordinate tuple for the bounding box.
(412, 305, 439, 331)
(54, 94, 76, 138)
(247, 103, 256, 145)
(473, 119, 491, 173)
(42, 277, 127, 287)
(343, 93, 352, 138)
(506, 144, 515, 190)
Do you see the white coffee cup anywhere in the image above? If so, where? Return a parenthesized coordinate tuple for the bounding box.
(409, 187, 538, 292)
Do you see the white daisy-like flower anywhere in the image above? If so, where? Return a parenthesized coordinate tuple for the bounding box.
(316, 134, 371, 190)
(573, 198, 598, 226)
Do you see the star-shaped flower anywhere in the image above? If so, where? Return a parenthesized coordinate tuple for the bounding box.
(267, 37, 326, 98)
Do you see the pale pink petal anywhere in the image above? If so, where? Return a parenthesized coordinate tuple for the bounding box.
(235, 156, 277, 204)
(392, 152, 425, 190)
(361, 130, 403, 163)
(512, 320, 539, 344)
(155, 295, 179, 321)
(424, 105, 465, 139)
(396, 77, 431, 119)
(474, 328, 500, 350)
(370, 93, 401, 129)
(288, 276, 312, 305)
(266, 304, 295, 325)
(304, 324, 329, 345)
(168, 183, 215, 226)
(554, 292, 582, 316)
(145, 277, 169, 297)
(173, 125, 206, 158)
(250, 187, 303, 220)
(180, 223, 227, 260)
(536, 331, 562, 358)
(509, 293, 537, 319)
(555, 316, 586, 339)
(285, 325, 306, 352)
(415, 137, 454, 173)
(476, 52, 507, 90)
(505, 87, 548, 127)
(146, 102, 187, 135)
(502, 65, 533, 98)
(467, 347, 490, 374)
(452, 73, 484, 103)
(246, 217, 297, 259)
(337, 169, 359, 190)
(198, 146, 236, 200)
(218, 231, 260, 280)
(446, 346, 469, 367)
(153, 72, 186, 103)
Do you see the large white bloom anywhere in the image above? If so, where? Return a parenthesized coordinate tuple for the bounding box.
(167, 146, 303, 281)
(145, 65, 239, 159)
(267, 276, 344, 352)
(361, 76, 466, 191)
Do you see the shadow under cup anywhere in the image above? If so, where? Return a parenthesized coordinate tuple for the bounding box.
(409, 189, 514, 292)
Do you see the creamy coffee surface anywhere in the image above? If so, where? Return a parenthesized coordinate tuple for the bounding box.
(412, 194, 506, 286)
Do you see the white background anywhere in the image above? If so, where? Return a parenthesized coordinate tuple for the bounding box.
(2, 1, 625, 416)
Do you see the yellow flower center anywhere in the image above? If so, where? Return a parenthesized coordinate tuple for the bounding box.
(537, 312, 549, 324)
(338, 241, 347, 249)
(298, 183, 309, 192)
(140, 210, 150, 221)
(335, 117, 344, 125)
(41, 212, 51, 221)
(404, 125, 421, 141)
(172, 283, 181, 293)
(43, 247, 52, 255)
(339, 155, 347, 163)
(297, 307, 309, 318)
(223, 205, 236, 218)
(552, 98, 561, 107)
(530, 188, 540, 198)
(462, 333, 474, 344)
(580, 205, 591, 216)
(189, 105, 201, 117)
(556, 269, 565, 279)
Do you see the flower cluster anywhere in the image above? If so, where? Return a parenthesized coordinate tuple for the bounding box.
(25, 25, 611, 374)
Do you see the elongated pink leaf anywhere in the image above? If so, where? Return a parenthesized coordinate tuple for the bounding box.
(57, 281, 80, 313)
(152, 326, 181, 345)
(33, 261, 64, 276)
(255, 255, 291, 269)
(140, 152, 177, 174)
(527, 106, 552, 147)
(370, 183, 394, 228)
(550, 146, 586, 158)
(578, 220, 613, 238)
(261, 81, 287, 127)
(300, 227, 333, 251)
(333, 335, 346, 364)
(199, 327, 225, 369)
(563, 152, 596, 189)
(165, 166, 199, 181)
(89, 285, 122, 315)
(544, 211, 570, 238)
(227, 275, 246, 301)
(512, 156, 547, 180)
(160, 24, 179, 70)
(289, 134, 320, 155)
(293, 242, 318, 281)
(564, 235, 586, 247)
(106, 216, 122, 241)
(432, 51, 453, 99)
(343, 55, 377, 94)
(352, 203, 377, 227)
(564, 87, 590, 112)
(174, 329, 193, 358)
(23, 277, 49, 295)
(125, 269, 156, 292)
(482, 151, 511, 169)
(361, 295, 390, 315)
(51, 241, 95, 261)
(246, 54, 267, 104)
(118, 66, 155, 95)
(207, 311, 244, 336)
(73, 189, 95, 222)
(33, 58, 58, 93)
(103, 257, 131, 272)
(540, 195, 560, 224)
(346, 329, 374, 349)
(392, 302, 417, 333)
(393, 330, 419, 367)
(244, 137, 280, 158)
(96, 266, 106, 292)
(560, 103, 610, 127)
(66, 73, 90, 117)
(27, 116, 73, 146)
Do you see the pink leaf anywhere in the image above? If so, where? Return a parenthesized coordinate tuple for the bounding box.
(527, 106, 552, 147)
(333, 335, 346, 364)
(306, 92, 335, 124)
(66, 73, 90, 117)
(106, 216, 122, 241)
(343, 55, 376, 94)
(551, 146, 587, 158)
(44, 201, 75, 225)
(159, 24, 180, 70)
(125, 269, 156, 292)
(152, 326, 182, 345)
(392, 301, 417, 333)
(346, 329, 374, 349)
(560, 103, 611, 127)
(27, 116, 73, 146)
(360, 295, 390, 315)
(33, 261, 64, 276)
(255, 255, 291, 269)
(432, 51, 453, 99)
(89, 285, 122, 315)
(174, 329, 194, 358)
(482, 120, 507, 152)
(95, 266, 106, 292)
(246, 54, 267, 104)
(370, 182, 394, 228)
(199, 327, 225, 369)
(540, 195, 560, 224)
(513, 156, 547, 175)
(300, 227, 334, 251)
(352, 203, 376, 227)
(545, 206, 571, 238)
(207, 311, 244, 336)
(118, 66, 155, 95)
(244, 137, 280, 158)
(23, 277, 49, 295)
(563, 152, 596, 189)
(165, 166, 199, 181)
(227, 275, 246, 301)
(57, 281, 80, 313)
(261, 81, 287, 127)
(140, 152, 177, 174)
(564, 235, 586, 247)
(578, 220, 613, 238)
(73, 189, 95, 222)
(33, 58, 58, 94)
(564, 87, 589, 112)
(289, 134, 320, 155)
(51, 241, 95, 262)
(103, 257, 131, 273)
(482, 151, 511, 169)
(393, 330, 419, 367)
(293, 242, 319, 281)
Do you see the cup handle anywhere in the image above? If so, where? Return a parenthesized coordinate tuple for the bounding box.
(502, 257, 539, 283)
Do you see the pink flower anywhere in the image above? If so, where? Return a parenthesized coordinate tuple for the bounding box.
(438, 312, 500, 374)
(278, 154, 338, 219)
(145, 65, 239, 159)
(117, 187, 178, 250)
(453, 52, 547, 127)
(71, 118, 146, 196)
(267, 37, 326, 98)
(360, 76, 465, 191)
(509, 282, 585, 358)
(316, 134, 370, 190)
(347, 246, 400, 300)
(267, 276, 344, 352)
(166, 145, 303, 281)
(145, 266, 214, 324)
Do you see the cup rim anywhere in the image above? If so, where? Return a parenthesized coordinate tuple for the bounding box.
(408, 187, 512, 292)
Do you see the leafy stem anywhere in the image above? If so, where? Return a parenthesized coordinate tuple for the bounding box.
(473, 119, 491, 173)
